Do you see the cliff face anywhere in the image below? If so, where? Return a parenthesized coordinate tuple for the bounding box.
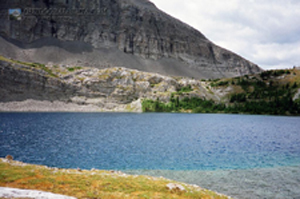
(0, 57, 219, 112)
(1, 57, 299, 113)
(0, 60, 76, 102)
(0, 0, 262, 79)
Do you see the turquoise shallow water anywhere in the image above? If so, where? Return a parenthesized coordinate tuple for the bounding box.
(0, 113, 300, 198)
(126, 166, 300, 199)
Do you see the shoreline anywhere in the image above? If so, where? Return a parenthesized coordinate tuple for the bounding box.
(2, 100, 300, 117)
(1, 100, 300, 117)
(0, 187, 77, 199)
(125, 165, 300, 199)
(0, 158, 232, 199)
(2, 158, 300, 199)
(0, 99, 142, 113)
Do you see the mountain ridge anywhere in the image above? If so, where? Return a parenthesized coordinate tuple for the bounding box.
(0, 0, 262, 79)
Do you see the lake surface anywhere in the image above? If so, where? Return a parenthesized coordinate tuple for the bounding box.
(1, 113, 300, 198)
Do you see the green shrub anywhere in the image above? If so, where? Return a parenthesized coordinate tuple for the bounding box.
(210, 81, 229, 87)
(142, 97, 225, 113)
(67, 66, 82, 72)
(230, 93, 247, 103)
(292, 82, 298, 89)
(177, 85, 193, 93)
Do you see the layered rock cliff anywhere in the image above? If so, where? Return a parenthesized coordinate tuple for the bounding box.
(0, 0, 262, 79)
(0, 56, 219, 112)
(1, 56, 299, 114)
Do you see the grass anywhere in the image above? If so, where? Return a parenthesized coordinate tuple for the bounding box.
(0, 55, 58, 78)
(176, 85, 193, 94)
(0, 159, 230, 199)
(67, 66, 83, 72)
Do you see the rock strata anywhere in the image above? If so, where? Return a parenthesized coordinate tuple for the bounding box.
(1, 57, 299, 113)
(0, 0, 262, 79)
(0, 58, 219, 112)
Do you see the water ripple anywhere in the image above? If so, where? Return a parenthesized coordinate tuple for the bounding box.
(0, 113, 299, 171)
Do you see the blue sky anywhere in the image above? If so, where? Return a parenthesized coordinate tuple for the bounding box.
(150, 0, 300, 70)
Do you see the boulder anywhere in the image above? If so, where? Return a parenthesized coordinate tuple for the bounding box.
(166, 183, 186, 193)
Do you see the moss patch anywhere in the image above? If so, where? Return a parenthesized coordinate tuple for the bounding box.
(0, 55, 57, 78)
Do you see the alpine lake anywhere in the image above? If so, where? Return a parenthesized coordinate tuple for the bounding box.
(1, 113, 300, 199)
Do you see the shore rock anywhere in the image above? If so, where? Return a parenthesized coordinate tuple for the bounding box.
(0, 187, 77, 199)
(166, 183, 186, 193)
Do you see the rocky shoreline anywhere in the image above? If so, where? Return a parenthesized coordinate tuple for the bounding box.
(0, 99, 142, 113)
(0, 187, 77, 199)
(0, 158, 232, 199)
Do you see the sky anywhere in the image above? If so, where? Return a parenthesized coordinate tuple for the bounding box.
(150, 0, 300, 70)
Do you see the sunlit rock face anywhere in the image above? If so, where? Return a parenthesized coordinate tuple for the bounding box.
(0, 59, 219, 111)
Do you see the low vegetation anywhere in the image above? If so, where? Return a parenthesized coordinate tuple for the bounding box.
(142, 97, 225, 113)
(0, 55, 86, 78)
(67, 66, 83, 72)
(0, 159, 229, 199)
(260, 69, 291, 79)
(0, 55, 58, 78)
(1, 54, 300, 115)
(177, 85, 193, 93)
(226, 69, 300, 115)
(143, 69, 300, 115)
(210, 81, 229, 87)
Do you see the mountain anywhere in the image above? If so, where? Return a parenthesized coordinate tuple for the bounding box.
(0, 0, 262, 79)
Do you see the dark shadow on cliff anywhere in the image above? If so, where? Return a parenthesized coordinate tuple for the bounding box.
(1, 36, 93, 54)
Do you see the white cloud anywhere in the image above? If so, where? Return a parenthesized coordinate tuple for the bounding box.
(150, 0, 300, 70)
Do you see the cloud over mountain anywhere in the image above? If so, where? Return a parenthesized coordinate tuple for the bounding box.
(151, 0, 300, 69)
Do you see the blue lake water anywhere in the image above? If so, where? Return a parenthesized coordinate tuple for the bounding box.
(1, 113, 300, 198)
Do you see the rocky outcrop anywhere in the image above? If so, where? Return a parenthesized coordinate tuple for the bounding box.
(0, 187, 77, 199)
(166, 183, 186, 193)
(0, 0, 262, 79)
(0, 60, 76, 102)
(293, 89, 300, 101)
(0, 57, 220, 112)
(1, 57, 299, 113)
